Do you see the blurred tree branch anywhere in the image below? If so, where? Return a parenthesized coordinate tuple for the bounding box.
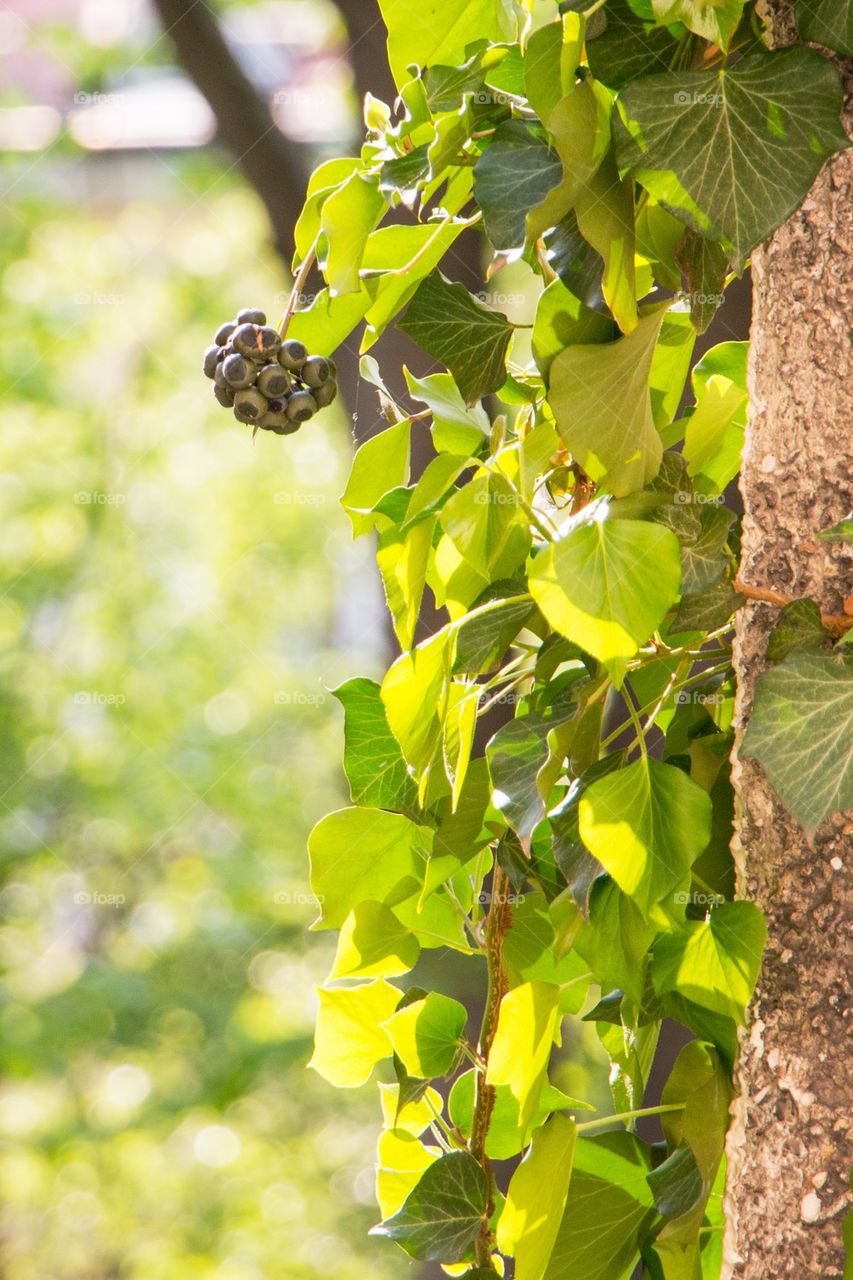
(150, 0, 311, 261)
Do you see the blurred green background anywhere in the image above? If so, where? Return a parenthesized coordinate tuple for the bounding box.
(0, 4, 608, 1277)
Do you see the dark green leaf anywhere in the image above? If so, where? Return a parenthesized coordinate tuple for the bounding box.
(454, 592, 535, 673)
(543, 211, 607, 312)
(370, 1150, 488, 1262)
(671, 578, 743, 635)
(574, 876, 654, 1003)
(766, 599, 828, 662)
(586, 0, 680, 90)
(676, 230, 730, 334)
(615, 49, 849, 269)
(473, 120, 566, 251)
(399, 271, 513, 405)
(740, 651, 853, 831)
(647, 1144, 703, 1220)
(797, 0, 853, 57)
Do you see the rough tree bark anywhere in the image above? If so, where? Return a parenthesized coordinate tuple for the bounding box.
(723, 9, 853, 1275)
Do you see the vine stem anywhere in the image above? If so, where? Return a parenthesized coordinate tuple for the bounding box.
(734, 576, 853, 633)
(277, 241, 318, 339)
(576, 1102, 685, 1133)
(470, 862, 513, 1270)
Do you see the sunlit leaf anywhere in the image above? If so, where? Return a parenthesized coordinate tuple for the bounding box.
(309, 979, 399, 1087)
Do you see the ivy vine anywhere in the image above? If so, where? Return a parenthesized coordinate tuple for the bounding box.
(279, 0, 852, 1275)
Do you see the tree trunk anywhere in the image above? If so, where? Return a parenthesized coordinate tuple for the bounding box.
(151, 0, 310, 260)
(722, 10, 853, 1274)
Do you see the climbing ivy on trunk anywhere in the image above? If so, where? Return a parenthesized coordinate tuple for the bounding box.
(278, 1, 852, 1275)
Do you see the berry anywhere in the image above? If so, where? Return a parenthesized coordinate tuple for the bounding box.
(255, 326, 282, 359)
(214, 382, 236, 407)
(214, 320, 236, 346)
(279, 339, 308, 372)
(257, 364, 291, 398)
(203, 345, 221, 379)
(233, 387, 268, 423)
(314, 379, 338, 409)
(222, 353, 257, 389)
(259, 409, 296, 434)
(236, 307, 266, 325)
(232, 323, 261, 357)
(286, 390, 318, 423)
(301, 356, 331, 389)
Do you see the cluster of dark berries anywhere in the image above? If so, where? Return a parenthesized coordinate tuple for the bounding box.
(203, 308, 337, 434)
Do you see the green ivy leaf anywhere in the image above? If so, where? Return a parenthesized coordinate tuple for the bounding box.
(371, 1150, 489, 1262)
(523, 14, 585, 124)
(497, 1114, 577, 1277)
(405, 369, 491, 455)
(486, 700, 578, 844)
(474, 120, 566, 251)
(332, 678, 417, 812)
(341, 419, 411, 538)
(573, 146, 638, 334)
(797, 0, 853, 57)
(321, 173, 386, 295)
(657, 502, 735, 596)
(656, 1042, 733, 1246)
(377, 0, 519, 89)
(546, 304, 670, 496)
(330, 901, 421, 979)
(544, 1132, 655, 1280)
(308, 807, 433, 929)
(646, 1144, 703, 1221)
(579, 759, 713, 914)
(765, 600, 827, 662)
(377, 513, 437, 649)
(376, 1129, 440, 1219)
(682, 371, 748, 494)
(532, 277, 614, 382)
(671, 578, 743, 637)
(441, 470, 532, 580)
(399, 271, 514, 405)
(574, 876, 653, 1003)
(615, 49, 849, 269)
(454, 592, 535, 673)
(740, 652, 853, 831)
(449, 1070, 592, 1160)
(675, 230, 730, 335)
(651, 0, 745, 51)
(586, 0, 679, 91)
(528, 518, 682, 685)
(651, 901, 766, 1023)
(383, 991, 468, 1077)
(488, 981, 562, 1129)
(309, 979, 399, 1087)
